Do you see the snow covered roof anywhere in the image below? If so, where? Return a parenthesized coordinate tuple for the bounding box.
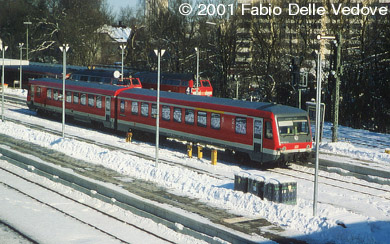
(98, 24, 131, 43)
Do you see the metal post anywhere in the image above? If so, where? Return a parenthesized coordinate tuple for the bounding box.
(1, 40, 8, 122)
(197, 47, 199, 92)
(59, 44, 69, 138)
(332, 32, 342, 142)
(313, 50, 321, 216)
(313, 34, 335, 216)
(120, 44, 126, 81)
(23, 22, 32, 60)
(154, 49, 165, 167)
(298, 89, 302, 109)
(236, 80, 239, 99)
(19, 43, 24, 89)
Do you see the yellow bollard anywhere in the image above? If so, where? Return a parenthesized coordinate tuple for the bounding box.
(211, 149, 217, 165)
(126, 129, 133, 143)
(386, 149, 390, 154)
(187, 143, 193, 158)
(197, 145, 203, 159)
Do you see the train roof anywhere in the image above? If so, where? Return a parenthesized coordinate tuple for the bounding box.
(71, 68, 131, 78)
(120, 88, 307, 117)
(29, 77, 129, 94)
(134, 71, 194, 81)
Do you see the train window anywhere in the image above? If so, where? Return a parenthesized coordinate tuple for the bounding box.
(132, 78, 140, 85)
(96, 96, 102, 109)
(72, 75, 80, 81)
(211, 113, 221, 130)
(197, 111, 207, 127)
(265, 121, 273, 139)
(47, 89, 52, 100)
(36, 87, 41, 98)
(151, 104, 157, 119)
(235, 117, 247, 135)
(278, 117, 309, 135)
(66, 91, 72, 103)
(80, 76, 89, 81)
(202, 80, 211, 87)
(185, 109, 194, 125)
(54, 90, 59, 101)
(81, 94, 86, 105)
(181, 80, 189, 87)
(120, 100, 125, 113)
(90, 76, 99, 82)
(88, 95, 95, 107)
(173, 108, 182, 123)
(141, 102, 149, 117)
(131, 101, 139, 115)
(73, 93, 79, 104)
(254, 120, 263, 139)
(162, 106, 170, 121)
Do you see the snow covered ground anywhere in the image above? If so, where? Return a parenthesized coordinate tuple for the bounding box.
(1, 88, 390, 244)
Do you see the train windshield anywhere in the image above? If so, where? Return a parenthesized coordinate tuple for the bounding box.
(278, 117, 309, 136)
(201, 80, 211, 87)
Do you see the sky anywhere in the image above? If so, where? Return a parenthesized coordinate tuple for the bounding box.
(108, 0, 139, 14)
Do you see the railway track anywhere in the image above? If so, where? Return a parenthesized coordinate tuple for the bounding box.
(0, 162, 176, 244)
(3, 95, 233, 182)
(268, 166, 390, 201)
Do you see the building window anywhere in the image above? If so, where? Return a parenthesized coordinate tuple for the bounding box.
(185, 109, 194, 124)
(197, 111, 207, 127)
(131, 101, 139, 115)
(211, 113, 221, 130)
(173, 108, 182, 123)
(141, 102, 149, 117)
(162, 105, 170, 121)
(235, 117, 247, 135)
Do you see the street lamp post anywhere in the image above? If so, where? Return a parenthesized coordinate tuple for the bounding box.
(154, 49, 165, 167)
(23, 21, 32, 60)
(195, 47, 199, 95)
(1, 39, 8, 122)
(59, 44, 69, 138)
(119, 44, 126, 81)
(19, 43, 24, 89)
(313, 34, 336, 216)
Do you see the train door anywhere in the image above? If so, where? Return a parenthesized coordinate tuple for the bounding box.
(253, 119, 263, 154)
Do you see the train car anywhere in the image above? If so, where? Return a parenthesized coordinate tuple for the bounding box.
(115, 89, 312, 163)
(5, 62, 70, 89)
(27, 78, 134, 128)
(69, 69, 142, 88)
(134, 72, 213, 97)
(27, 78, 312, 164)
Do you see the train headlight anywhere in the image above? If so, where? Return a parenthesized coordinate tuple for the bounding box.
(306, 144, 311, 149)
(281, 146, 286, 152)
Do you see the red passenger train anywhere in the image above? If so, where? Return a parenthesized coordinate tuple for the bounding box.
(134, 72, 213, 97)
(27, 78, 312, 163)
